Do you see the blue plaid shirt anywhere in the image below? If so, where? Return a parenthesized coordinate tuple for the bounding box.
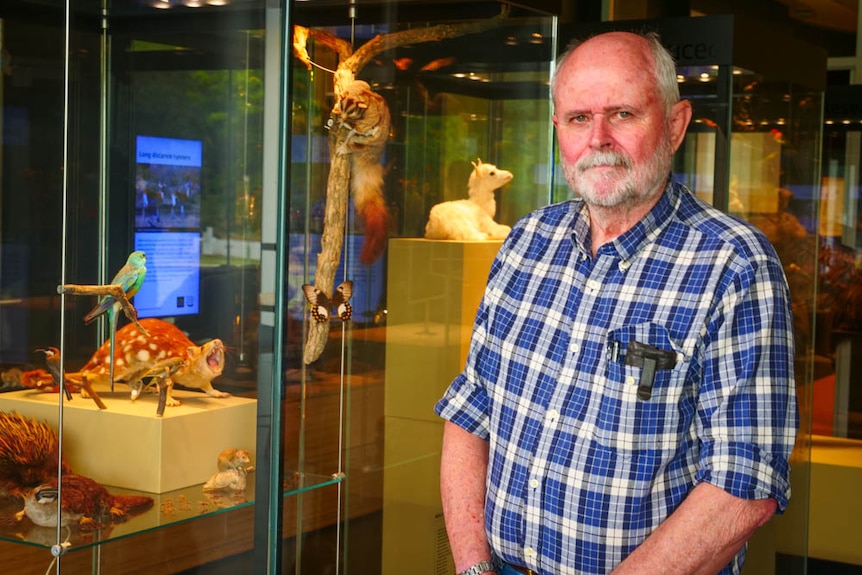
(435, 181, 798, 575)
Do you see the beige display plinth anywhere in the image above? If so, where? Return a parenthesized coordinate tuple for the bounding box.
(383, 238, 501, 575)
(0, 388, 257, 494)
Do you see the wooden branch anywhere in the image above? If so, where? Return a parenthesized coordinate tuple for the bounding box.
(296, 6, 509, 96)
(300, 26, 354, 63)
(79, 378, 107, 410)
(58, 283, 149, 336)
(343, 10, 510, 76)
(304, 127, 352, 364)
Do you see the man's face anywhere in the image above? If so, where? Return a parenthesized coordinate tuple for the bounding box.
(552, 34, 690, 209)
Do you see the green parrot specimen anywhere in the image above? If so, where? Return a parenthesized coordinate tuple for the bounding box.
(83, 250, 147, 391)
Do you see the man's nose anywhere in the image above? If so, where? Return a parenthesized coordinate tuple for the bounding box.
(589, 115, 613, 149)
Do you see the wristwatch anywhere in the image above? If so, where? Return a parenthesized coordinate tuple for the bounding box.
(458, 560, 496, 575)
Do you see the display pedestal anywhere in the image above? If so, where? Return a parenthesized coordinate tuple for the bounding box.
(0, 389, 257, 493)
(382, 238, 501, 575)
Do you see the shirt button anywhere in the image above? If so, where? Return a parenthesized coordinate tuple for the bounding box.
(525, 547, 537, 558)
(546, 409, 559, 422)
(618, 260, 631, 272)
(586, 279, 600, 294)
(625, 375, 636, 386)
(570, 342, 579, 354)
(529, 478, 539, 488)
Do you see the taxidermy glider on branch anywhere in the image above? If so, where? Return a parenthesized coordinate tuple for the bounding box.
(293, 6, 510, 363)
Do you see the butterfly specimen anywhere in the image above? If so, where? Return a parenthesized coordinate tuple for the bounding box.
(301, 281, 353, 322)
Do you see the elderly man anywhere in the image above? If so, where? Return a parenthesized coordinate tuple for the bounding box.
(436, 31, 798, 575)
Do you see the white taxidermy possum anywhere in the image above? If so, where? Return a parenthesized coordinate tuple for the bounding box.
(424, 158, 513, 241)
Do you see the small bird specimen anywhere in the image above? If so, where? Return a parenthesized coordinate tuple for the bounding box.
(0, 411, 69, 497)
(36, 347, 72, 401)
(83, 251, 147, 391)
(15, 474, 153, 529)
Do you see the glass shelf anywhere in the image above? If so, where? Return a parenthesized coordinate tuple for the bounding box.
(0, 471, 342, 552)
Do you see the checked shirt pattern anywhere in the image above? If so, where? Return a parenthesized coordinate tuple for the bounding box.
(436, 181, 798, 575)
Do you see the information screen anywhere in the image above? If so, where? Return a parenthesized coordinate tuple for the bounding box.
(133, 231, 200, 318)
(133, 135, 202, 318)
(135, 135, 202, 230)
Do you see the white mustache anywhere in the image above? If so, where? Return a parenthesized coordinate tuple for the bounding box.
(577, 151, 632, 172)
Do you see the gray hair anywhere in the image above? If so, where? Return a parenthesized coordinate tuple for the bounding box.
(550, 31, 680, 116)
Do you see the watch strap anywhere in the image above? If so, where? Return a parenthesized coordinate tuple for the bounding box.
(458, 560, 496, 575)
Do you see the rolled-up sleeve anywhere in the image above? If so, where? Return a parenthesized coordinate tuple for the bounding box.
(695, 254, 798, 513)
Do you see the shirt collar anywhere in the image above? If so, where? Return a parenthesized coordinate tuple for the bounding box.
(570, 178, 682, 263)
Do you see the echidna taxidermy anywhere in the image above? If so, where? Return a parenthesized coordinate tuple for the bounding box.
(0, 411, 69, 497)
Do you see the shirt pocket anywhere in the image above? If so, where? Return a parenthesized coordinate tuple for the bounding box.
(593, 322, 691, 454)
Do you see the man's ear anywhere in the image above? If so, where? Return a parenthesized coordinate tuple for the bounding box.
(669, 99, 693, 152)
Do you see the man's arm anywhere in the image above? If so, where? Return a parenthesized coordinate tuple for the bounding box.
(440, 421, 494, 574)
(611, 482, 777, 575)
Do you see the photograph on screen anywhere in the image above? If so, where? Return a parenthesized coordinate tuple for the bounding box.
(133, 231, 201, 318)
(135, 135, 202, 230)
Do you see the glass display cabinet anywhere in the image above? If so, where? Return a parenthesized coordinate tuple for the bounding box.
(289, 3, 557, 574)
(0, 0, 298, 573)
(0, 0, 558, 573)
(0, 2, 826, 574)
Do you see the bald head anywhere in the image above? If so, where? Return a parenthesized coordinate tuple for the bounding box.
(551, 31, 680, 117)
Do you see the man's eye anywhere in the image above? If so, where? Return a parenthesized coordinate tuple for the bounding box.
(617, 111, 632, 119)
(572, 114, 589, 123)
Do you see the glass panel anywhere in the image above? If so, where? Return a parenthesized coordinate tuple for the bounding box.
(289, 5, 556, 573)
(0, 0, 293, 570)
(805, 83, 862, 570)
(725, 65, 821, 575)
(676, 64, 728, 207)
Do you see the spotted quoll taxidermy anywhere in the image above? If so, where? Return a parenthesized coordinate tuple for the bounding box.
(424, 158, 513, 241)
(66, 318, 228, 407)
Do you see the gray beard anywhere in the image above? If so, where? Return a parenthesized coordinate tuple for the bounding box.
(564, 139, 673, 209)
